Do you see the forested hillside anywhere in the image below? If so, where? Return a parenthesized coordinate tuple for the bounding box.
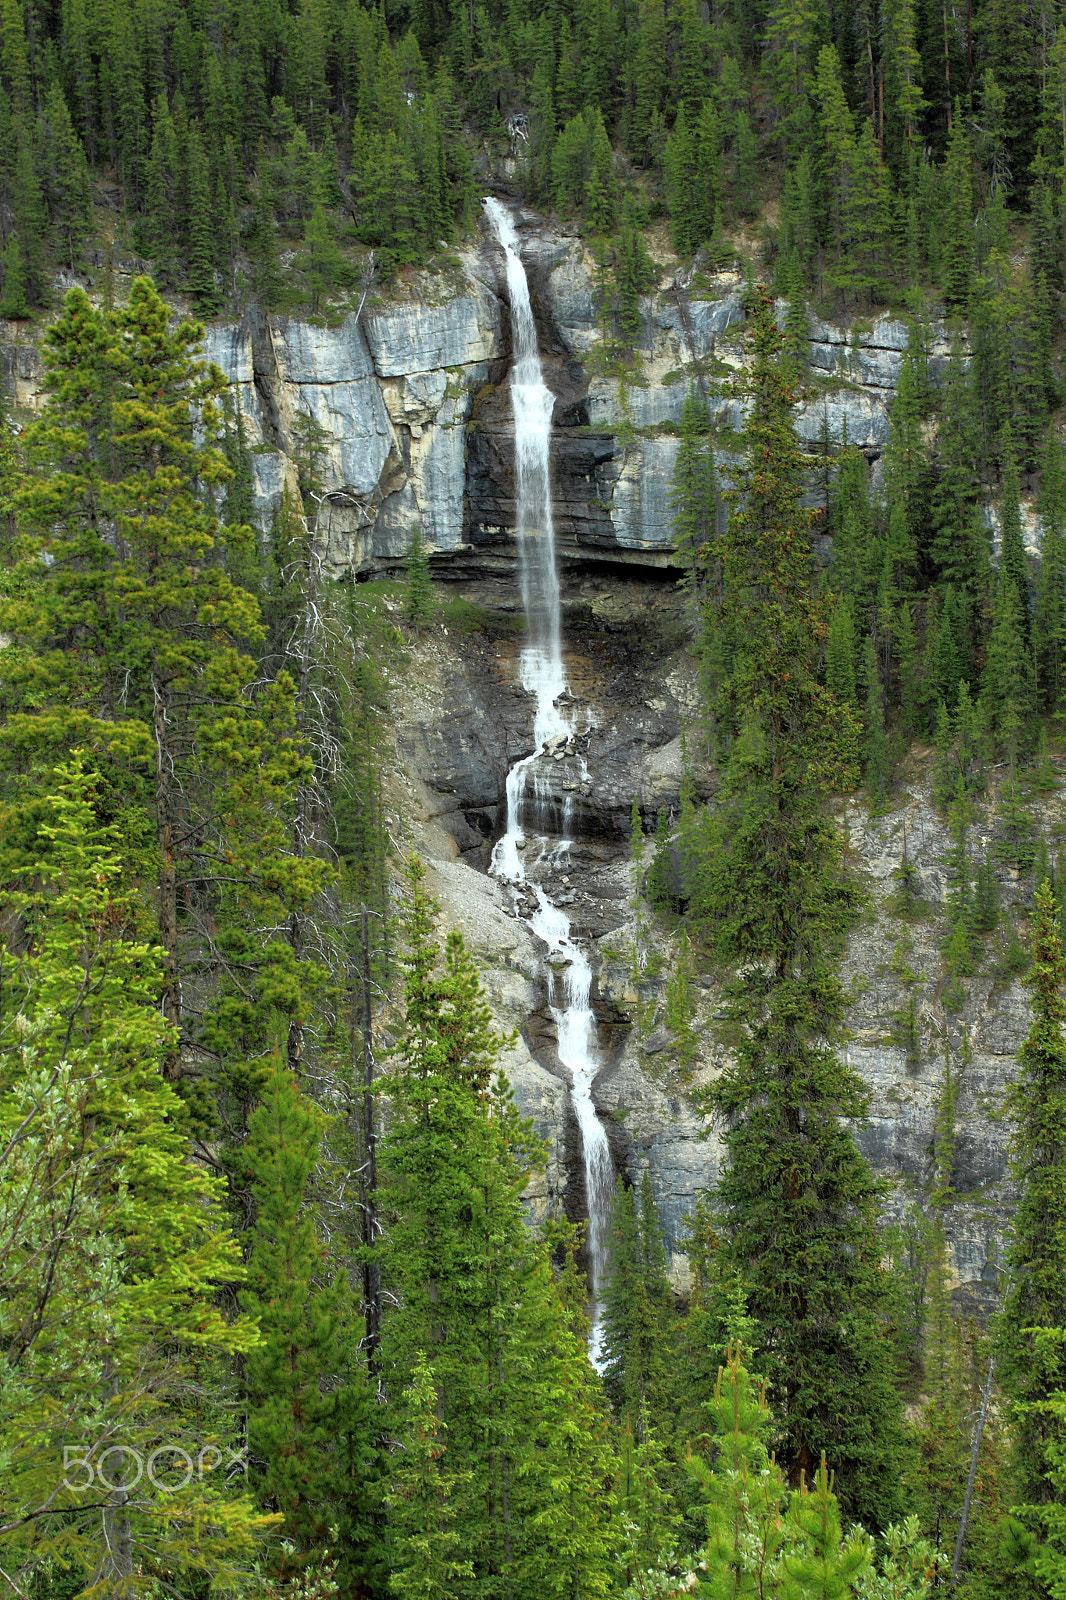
(5, 0, 1066, 1597)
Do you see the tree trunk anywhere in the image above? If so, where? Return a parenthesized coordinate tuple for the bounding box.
(153, 673, 181, 1077)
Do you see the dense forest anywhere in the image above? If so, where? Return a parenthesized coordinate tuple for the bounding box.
(5, 0, 1066, 1596)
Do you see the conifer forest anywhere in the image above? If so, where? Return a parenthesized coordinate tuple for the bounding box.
(13, 0, 1066, 1595)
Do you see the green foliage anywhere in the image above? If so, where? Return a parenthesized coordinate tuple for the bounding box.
(687, 291, 905, 1528)
(614, 219, 657, 346)
(403, 523, 436, 630)
(239, 1058, 384, 1588)
(0, 759, 269, 1592)
(376, 859, 616, 1598)
(997, 881, 1066, 1521)
(825, 596, 858, 714)
(685, 1345, 920, 1598)
(602, 1174, 679, 1431)
(4, 279, 328, 1100)
(386, 1358, 474, 1600)
(663, 931, 701, 1072)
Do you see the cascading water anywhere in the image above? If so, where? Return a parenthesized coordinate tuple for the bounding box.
(484, 196, 614, 1363)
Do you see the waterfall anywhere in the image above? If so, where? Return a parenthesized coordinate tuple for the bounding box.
(484, 196, 614, 1364)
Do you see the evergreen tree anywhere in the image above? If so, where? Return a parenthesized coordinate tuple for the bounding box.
(0, 760, 268, 1591)
(882, 344, 930, 582)
(584, 108, 617, 233)
(997, 881, 1066, 1524)
(5, 280, 326, 1083)
(375, 860, 616, 1598)
(37, 83, 93, 269)
(999, 435, 1031, 637)
(614, 219, 656, 345)
(601, 1174, 678, 1434)
(404, 522, 435, 628)
(1035, 430, 1066, 716)
(691, 290, 907, 1528)
(299, 201, 346, 313)
(862, 631, 890, 805)
(239, 1058, 385, 1589)
(664, 103, 702, 255)
(688, 1347, 880, 1598)
(183, 118, 219, 310)
(552, 111, 593, 211)
(386, 1358, 475, 1600)
(825, 597, 858, 712)
(629, 0, 667, 163)
(0, 233, 29, 318)
(981, 572, 1033, 760)
(942, 105, 973, 309)
(670, 390, 718, 598)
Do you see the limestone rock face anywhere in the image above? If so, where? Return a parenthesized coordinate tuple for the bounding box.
(608, 436, 682, 549)
(5, 205, 967, 577)
(270, 315, 400, 499)
(196, 251, 504, 572)
(795, 390, 890, 453)
(363, 287, 500, 375)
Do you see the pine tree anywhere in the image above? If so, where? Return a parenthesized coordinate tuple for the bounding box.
(825, 597, 858, 712)
(931, 338, 986, 601)
(601, 1174, 678, 1435)
(999, 435, 1031, 637)
(375, 860, 616, 1597)
(664, 103, 702, 255)
(387, 1358, 475, 1600)
(982, 572, 1033, 760)
(249, 167, 284, 307)
(997, 881, 1066, 1523)
(671, 390, 718, 597)
(0, 233, 29, 318)
(863, 631, 890, 805)
(0, 759, 269, 1591)
(552, 112, 593, 211)
(815, 46, 871, 306)
(6, 280, 326, 1081)
(828, 445, 875, 607)
(882, 344, 930, 579)
(37, 84, 93, 269)
(404, 522, 435, 628)
(584, 108, 616, 233)
(691, 290, 907, 1529)
(942, 105, 973, 309)
(883, 0, 926, 165)
(630, 0, 667, 163)
(688, 1347, 878, 1597)
(143, 93, 179, 282)
(846, 119, 896, 304)
(687, 1346, 793, 1594)
(239, 1058, 385, 1587)
(299, 201, 346, 313)
(1035, 430, 1066, 715)
(614, 219, 656, 345)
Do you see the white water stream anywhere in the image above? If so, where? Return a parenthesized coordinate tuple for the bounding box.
(484, 197, 614, 1363)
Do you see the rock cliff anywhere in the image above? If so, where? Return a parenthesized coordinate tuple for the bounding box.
(1, 208, 1028, 1317)
(4, 206, 961, 578)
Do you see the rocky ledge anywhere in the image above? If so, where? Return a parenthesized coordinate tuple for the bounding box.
(3, 209, 961, 579)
